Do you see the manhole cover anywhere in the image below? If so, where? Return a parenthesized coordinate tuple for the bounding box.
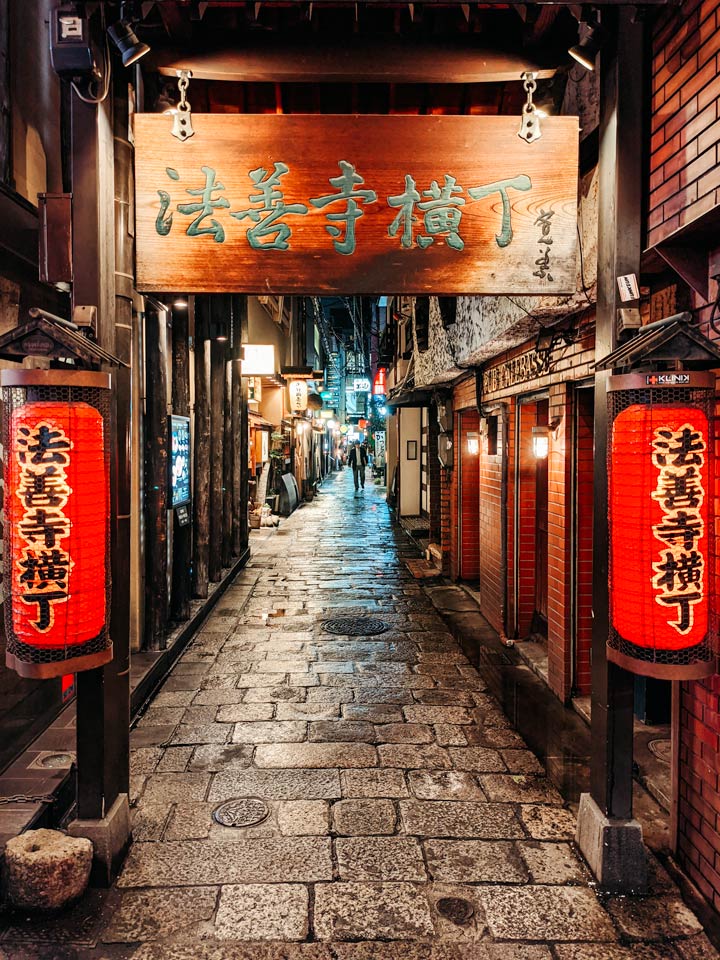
(212, 797, 270, 828)
(648, 739, 672, 764)
(436, 897, 475, 925)
(38, 753, 74, 769)
(323, 617, 390, 636)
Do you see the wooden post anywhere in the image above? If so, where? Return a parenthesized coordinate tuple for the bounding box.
(576, 6, 647, 893)
(209, 332, 225, 582)
(170, 298, 192, 621)
(222, 353, 233, 569)
(143, 303, 169, 650)
(231, 295, 248, 557)
(193, 299, 211, 598)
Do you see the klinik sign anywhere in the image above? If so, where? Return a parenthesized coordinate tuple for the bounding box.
(133, 114, 579, 295)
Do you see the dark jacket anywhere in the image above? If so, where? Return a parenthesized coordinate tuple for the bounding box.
(348, 445, 368, 468)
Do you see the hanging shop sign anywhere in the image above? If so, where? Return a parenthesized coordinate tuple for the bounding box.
(373, 369, 387, 395)
(353, 378, 371, 393)
(241, 344, 275, 376)
(2, 370, 112, 679)
(288, 379, 309, 411)
(607, 372, 716, 680)
(134, 114, 579, 295)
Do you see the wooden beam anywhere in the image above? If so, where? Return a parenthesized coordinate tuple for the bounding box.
(144, 304, 170, 650)
(193, 301, 211, 598)
(222, 353, 233, 569)
(232, 295, 248, 557)
(150, 38, 558, 83)
(209, 335, 225, 582)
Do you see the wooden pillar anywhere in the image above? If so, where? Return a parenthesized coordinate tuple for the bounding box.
(577, 6, 648, 893)
(170, 299, 192, 621)
(193, 299, 211, 598)
(222, 346, 233, 569)
(231, 295, 248, 557)
(143, 304, 169, 650)
(209, 334, 226, 582)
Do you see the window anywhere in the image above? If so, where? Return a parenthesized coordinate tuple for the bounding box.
(487, 416, 498, 456)
(414, 297, 430, 352)
(438, 297, 457, 329)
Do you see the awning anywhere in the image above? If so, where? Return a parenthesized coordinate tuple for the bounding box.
(249, 412, 274, 430)
(593, 313, 720, 372)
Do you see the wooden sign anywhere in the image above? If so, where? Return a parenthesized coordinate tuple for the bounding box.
(134, 114, 579, 295)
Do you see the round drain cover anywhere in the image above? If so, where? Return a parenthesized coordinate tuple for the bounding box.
(436, 897, 475, 925)
(38, 753, 74, 769)
(323, 617, 390, 636)
(212, 797, 270, 828)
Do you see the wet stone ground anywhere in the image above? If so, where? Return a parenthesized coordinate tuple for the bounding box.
(1, 471, 717, 959)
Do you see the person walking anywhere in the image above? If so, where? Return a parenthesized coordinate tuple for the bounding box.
(348, 440, 368, 492)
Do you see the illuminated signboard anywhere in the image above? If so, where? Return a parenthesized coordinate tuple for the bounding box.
(169, 415, 191, 508)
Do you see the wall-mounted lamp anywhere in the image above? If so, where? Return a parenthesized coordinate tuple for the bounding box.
(108, 5, 150, 67)
(568, 19, 607, 72)
(173, 297, 188, 309)
(467, 432, 480, 455)
(532, 425, 549, 459)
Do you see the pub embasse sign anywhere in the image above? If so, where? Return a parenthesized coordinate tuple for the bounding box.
(134, 114, 579, 295)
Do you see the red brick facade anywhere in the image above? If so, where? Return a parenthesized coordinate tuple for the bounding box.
(649, 0, 720, 917)
(649, 0, 720, 247)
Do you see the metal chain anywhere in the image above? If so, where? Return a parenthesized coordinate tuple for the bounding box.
(521, 71, 538, 115)
(177, 69, 192, 114)
(518, 71, 541, 143)
(172, 70, 195, 140)
(0, 794, 56, 805)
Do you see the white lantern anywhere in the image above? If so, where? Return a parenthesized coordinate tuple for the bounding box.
(289, 379, 308, 411)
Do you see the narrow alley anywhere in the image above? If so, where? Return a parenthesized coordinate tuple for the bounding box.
(3, 471, 712, 959)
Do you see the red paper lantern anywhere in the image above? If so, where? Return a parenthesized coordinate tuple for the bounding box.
(3, 371, 112, 678)
(608, 373, 715, 679)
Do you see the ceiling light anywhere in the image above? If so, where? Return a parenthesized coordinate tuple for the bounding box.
(108, 15, 150, 68)
(173, 297, 188, 309)
(569, 21, 606, 72)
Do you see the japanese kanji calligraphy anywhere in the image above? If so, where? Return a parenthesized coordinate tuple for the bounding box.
(4, 389, 111, 679)
(134, 114, 579, 294)
(608, 397, 713, 680)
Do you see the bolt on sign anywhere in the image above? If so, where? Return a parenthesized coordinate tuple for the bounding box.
(607, 373, 716, 680)
(134, 114, 579, 295)
(2, 371, 112, 679)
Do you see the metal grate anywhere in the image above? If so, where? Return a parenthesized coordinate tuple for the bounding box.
(323, 617, 391, 636)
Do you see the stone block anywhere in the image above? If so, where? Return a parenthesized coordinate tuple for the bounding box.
(575, 793, 647, 893)
(4, 828, 93, 910)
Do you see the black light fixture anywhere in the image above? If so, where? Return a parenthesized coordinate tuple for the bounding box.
(569, 19, 606, 72)
(108, 4, 150, 67)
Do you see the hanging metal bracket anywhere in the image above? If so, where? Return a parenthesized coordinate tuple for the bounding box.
(172, 70, 194, 141)
(518, 71, 541, 143)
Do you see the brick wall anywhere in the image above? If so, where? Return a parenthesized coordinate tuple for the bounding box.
(678, 677, 720, 913)
(449, 377, 477, 581)
(458, 409, 480, 581)
(478, 407, 507, 637)
(546, 385, 572, 701)
(517, 401, 540, 638)
(574, 388, 594, 697)
(649, 0, 720, 247)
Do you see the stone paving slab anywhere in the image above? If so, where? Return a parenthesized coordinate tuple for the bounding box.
(313, 882, 435, 940)
(117, 838, 333, 886)
(21, 472, 715, 960)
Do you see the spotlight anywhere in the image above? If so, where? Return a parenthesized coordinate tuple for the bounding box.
(108, 11, 150, 68)
(173, 297, 188, 309)
(569, 20, 606, 72)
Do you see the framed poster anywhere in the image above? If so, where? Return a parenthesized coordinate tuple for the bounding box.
(169, 414, 191, 507)
(407, 440, 418, 461)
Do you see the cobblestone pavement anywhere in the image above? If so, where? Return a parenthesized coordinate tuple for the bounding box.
(2, 471, 717, 959)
